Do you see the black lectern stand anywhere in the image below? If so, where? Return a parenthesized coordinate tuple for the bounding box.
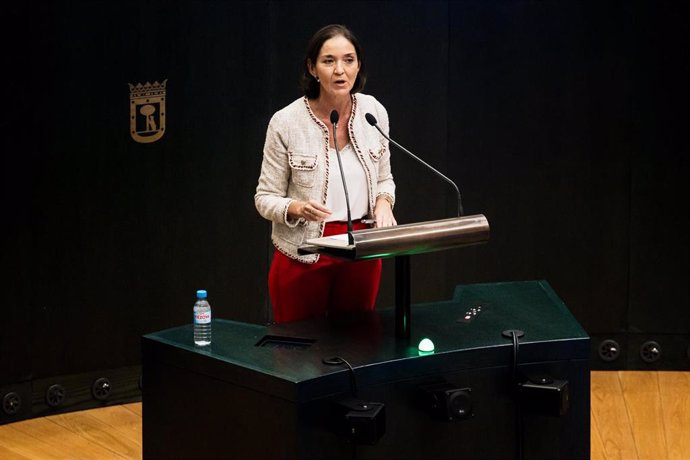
(299, 214, 490, 339)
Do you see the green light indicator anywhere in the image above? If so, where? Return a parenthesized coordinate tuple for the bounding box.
(418, 337, 435, 355)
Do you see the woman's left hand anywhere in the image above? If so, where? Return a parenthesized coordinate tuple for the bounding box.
(374, 196, 397, 228)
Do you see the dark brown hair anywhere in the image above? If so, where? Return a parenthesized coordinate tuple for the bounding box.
(300, 24, 367, 99)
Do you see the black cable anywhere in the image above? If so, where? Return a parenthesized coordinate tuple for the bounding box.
(323, 356, 360, 460)
(322, 356, 358, 397)
(512, 331, 518, 388)
(512, 331, 523, 460)
(502, 329, 524, 460)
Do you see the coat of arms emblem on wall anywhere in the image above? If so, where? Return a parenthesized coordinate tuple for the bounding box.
(129, 80, 167, 143)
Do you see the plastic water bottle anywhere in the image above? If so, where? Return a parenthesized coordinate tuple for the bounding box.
(193, 290, 212, 346)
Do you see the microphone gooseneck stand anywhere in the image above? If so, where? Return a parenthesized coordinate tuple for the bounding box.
(330, 110, 354, 245)
(364, 112, 464, 217)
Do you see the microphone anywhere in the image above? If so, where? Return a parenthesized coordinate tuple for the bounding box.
(330, 110, 354, 244)
(365, 113, 464, 216)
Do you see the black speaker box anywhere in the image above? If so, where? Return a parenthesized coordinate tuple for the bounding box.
(520, 376, 570, 417)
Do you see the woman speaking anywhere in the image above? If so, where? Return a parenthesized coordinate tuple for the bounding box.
(255, 24, 396, 323)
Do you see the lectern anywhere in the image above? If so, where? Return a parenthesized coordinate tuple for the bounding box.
(142, 215, 591, 459)
(299, 214, 490, 339)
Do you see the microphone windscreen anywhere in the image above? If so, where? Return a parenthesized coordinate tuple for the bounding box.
(330, 110, 339, 124)
(365, 113, 377, 126)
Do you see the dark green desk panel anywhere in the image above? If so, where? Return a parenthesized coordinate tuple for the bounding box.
(142, 281, 589, 459)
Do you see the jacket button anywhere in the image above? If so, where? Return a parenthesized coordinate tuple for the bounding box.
(301, 159, 306, 165)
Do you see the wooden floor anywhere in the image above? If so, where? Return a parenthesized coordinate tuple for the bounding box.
(591, 371, 690, 460)
(0, 371, 688, 459)
(0, 403, 141, 459)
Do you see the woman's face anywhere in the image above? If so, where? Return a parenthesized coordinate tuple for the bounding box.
(310, 34, 360, 100)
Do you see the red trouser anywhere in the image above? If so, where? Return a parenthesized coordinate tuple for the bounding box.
(268, 221, 382, 324)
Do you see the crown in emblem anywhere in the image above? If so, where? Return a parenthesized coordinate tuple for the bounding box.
(129, 79, 168, 98)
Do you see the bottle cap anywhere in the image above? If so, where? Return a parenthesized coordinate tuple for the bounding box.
(196, 290, 207, 299)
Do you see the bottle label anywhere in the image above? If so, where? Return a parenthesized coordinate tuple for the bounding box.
(194, 311, 211, 324)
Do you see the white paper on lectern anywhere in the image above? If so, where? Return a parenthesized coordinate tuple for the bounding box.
(305, 233, 351, 248)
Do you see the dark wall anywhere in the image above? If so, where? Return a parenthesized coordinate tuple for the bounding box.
(1, 0, 688, 397)
(3, 1, 273, 386)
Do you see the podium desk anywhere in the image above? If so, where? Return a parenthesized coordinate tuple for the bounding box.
(142, 280, 589, 460)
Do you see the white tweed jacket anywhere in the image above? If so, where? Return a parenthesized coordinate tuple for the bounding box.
(255, 93, 396, 263)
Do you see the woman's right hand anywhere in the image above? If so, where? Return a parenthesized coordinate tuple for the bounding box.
(288, 199, 332, 222)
